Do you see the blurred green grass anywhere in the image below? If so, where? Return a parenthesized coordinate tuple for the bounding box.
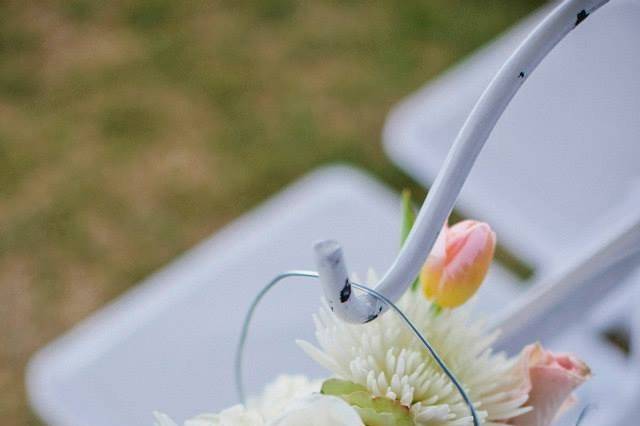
(0, 0, 542, 423)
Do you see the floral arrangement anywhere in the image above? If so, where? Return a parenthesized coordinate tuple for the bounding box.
(155, 192, 591, 426)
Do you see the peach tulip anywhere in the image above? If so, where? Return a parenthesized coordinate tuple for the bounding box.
(511, 343, 591, 426)
(420, 220, 496, 308)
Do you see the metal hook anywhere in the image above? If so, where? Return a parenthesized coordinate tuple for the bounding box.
(315, 0, 611, 324)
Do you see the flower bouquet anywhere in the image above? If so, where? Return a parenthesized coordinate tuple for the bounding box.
(154, 192, 591, 426)
(154, 1, 608, 424)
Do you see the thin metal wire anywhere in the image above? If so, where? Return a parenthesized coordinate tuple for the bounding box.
(234, 270, 319, 403)
(575, 404, 594, 426)
(234, 271, 479, 426)
(350, 281, 479, 426)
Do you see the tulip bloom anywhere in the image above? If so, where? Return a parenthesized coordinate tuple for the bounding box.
(420, 220, 496, 308)
(511, 343, 591, 426)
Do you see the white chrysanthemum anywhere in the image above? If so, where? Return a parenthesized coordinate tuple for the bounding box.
(297, 273, 531, 426)
(154, 375, 326, 426)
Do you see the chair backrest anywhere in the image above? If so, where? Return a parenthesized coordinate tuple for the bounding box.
(383, 0, 640, 275)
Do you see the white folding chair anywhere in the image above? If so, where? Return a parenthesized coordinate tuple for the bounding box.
(26, 164, 525, 425)
(383, 1, 640, 422)
(503, 268, 640, 426)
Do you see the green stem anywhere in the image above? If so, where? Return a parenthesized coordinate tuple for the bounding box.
(400, 189, 420, 291)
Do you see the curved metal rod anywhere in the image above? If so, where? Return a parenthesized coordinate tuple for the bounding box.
(234, 271, 479, 426)
(314, 0, 611, 324)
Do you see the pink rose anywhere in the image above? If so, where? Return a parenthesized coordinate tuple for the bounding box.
(511, 343, 591, 426)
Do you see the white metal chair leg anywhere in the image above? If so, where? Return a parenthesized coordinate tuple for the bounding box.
(615, 283, 640, 425)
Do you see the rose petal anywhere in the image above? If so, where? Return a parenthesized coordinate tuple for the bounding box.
(511, 343, 591, 426)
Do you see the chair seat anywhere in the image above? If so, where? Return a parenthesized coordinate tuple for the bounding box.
(542, 274, 640, 426)
(26, 165, 523, 426)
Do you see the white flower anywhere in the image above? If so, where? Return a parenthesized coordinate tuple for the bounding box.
(154, 405, 263, 426)
(297, 272, 532, 426)
(154, 375, 321, 426)
(269, 394, 363, 426)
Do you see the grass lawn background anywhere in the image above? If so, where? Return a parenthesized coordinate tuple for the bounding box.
(0, 0, 542, 423)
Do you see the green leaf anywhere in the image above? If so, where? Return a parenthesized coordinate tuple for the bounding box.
(400, 189, 420, 292)
(429, 303, 443, 316)
(321, 378, 368, 396)
(321, 379, 415, 426)
(400, 189, 416, 245)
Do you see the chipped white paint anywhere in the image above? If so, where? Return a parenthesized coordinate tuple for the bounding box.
(315, 0, 611, 324)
